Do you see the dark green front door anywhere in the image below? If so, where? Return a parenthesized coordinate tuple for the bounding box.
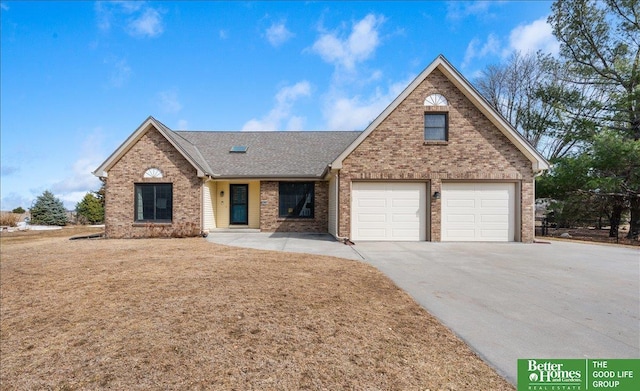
(230, 184, 248, 225)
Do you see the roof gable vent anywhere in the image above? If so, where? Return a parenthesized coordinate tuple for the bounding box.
(230, 145, 248, 153)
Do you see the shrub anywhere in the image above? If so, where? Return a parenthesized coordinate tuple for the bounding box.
(0, 212, 20, 227)
(30, 191, 68, 226)
(11, 206, 25, 214)
(143, 222, 200, 238)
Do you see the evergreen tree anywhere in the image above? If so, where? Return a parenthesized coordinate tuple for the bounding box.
(30, 190, 68, 226)
(11, 206, 25, 214)
(76, 192, 105, 224)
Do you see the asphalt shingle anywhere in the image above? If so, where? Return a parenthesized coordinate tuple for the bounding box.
(173, 130, 361, 178)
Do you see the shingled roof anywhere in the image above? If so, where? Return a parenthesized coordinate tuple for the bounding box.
(93, 116, 361, 179)
(176, 131, 361, 178)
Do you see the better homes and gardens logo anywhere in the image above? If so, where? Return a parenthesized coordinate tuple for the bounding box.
(521, 359, 582, 389)
(518, 359, 639, 391)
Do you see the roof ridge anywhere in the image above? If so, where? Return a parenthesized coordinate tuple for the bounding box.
(175, 130, 362, 134)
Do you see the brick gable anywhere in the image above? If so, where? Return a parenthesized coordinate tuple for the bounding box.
(338, 69, 536, 242)
(104, 126, 202, 238)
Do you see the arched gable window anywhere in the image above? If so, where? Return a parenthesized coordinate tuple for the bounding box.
(424, 93, 448, 106)
(424, 94, 449, 141)
(143, 168, 163, 178)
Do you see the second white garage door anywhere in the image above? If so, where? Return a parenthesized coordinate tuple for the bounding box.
(441, 182, 515, 242)
(351, 182, 426, 241)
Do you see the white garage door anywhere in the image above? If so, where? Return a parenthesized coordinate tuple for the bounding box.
(352, 182, 426, 241)
(441, 183, 515, 242)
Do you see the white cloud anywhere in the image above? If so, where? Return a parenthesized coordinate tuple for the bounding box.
(508, 17, 559, 56)
(461, 17, 558, 70)
(58, 191, 96, 210)
(462, 33, 501, 69)
(1, 3, 10, 11)
(95, 1, 113, 31)
(285, 116, 306, 131)
(446, 1, 495, 22)
(311, 14, 385, 70)
(242, 81, 311, 131)
(323, 77, 411, 130)
(156, 90, 183, 114)
(95, 1, 164, 38)
(107, 57, 132, 88)
(307, 13, 414, 131)
(266, 22, 293, 47)
(49, 130, 106, 209)
(1, 192, 32, 212)
(177, 119, 189, 129)
(219, 29, 229, 40)
(127, 7, 163, 38)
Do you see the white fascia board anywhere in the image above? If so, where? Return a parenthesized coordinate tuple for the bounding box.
(92, 116, 209, 178)
(437, 63, 550, 171)
(330, 55, 550, 172)
(92, 117, 157, 178)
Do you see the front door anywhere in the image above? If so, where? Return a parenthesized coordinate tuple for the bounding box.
(230, 184, 248, 225)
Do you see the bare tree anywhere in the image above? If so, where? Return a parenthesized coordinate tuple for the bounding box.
(475, 52, 604, 160)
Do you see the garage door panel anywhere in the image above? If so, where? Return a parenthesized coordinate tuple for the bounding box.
(442, 183, 515, 242)
(447, 214, 475, 223)
(447, 199, 475, 208)
(357, 213, 387, 223)
(357, 198, 386, 207)
(481, 199, 509, 208)
(391, 198, 420, 207)
(391, 213, 419, 223)
(480, 214, 509, 223)
(352, 182, 426, 241)
(447, 229, 475, 239)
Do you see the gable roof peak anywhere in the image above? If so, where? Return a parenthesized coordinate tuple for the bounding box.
(330, 54, 549, 172)
(93, 115, 212, 178)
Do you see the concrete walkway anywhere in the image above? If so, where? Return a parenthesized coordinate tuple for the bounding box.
(206, 233, 640, 384)
(206, 232, 363, 261)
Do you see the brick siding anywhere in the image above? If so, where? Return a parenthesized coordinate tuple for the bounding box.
(104, 126, 202, 238)
(338, 68, 536, 242)
(260, 181, 328, 233)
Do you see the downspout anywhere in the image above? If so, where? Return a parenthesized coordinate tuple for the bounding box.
(200, 175, 215, 237)
(200, 177, 206, 237)
(331, 170, 353, 245)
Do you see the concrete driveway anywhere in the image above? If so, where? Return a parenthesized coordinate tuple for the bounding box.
(353, 241, 640, 384)
(208, 233, 639, 384)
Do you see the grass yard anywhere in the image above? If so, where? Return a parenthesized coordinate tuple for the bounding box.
(1, 227, 514, 390)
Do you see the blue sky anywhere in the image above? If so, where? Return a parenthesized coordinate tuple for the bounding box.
(0, 1, 558, 210)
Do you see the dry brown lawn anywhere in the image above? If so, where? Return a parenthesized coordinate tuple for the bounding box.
(1, 227, 513, 390)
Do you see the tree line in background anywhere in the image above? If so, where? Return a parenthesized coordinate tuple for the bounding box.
(475, 0, 639, 239)
(3, 186, 105, 227)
